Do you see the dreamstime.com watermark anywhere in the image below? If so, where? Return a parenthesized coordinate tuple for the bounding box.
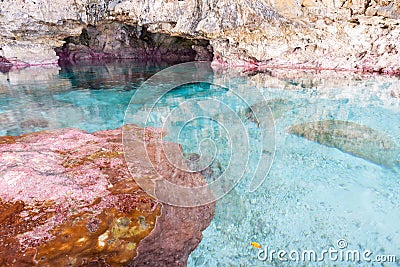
(122, 61, 276, 207)
(255, 239, 398, 264)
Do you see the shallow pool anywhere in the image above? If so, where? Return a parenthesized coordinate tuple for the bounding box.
(1, 62, 399, 266)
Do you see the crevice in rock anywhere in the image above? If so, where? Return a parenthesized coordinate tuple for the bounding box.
(55, 22, 213, 66)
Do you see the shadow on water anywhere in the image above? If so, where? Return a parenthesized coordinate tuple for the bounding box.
(57, 59, 179, 90)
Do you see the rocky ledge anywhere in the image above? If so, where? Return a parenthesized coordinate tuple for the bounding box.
(1, 0, 400, 73)
(0, 126, 214, 266)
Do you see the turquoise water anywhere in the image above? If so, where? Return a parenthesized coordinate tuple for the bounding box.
(1, 62, 399, 266)
(0, 61, 167, 136)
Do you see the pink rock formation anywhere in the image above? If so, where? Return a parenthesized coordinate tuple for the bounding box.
(0, 126, 214, 266)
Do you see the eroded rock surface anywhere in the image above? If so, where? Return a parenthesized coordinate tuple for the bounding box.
(55, 22, 213, 64)
(0, 126, 214, 266)
(392, 88, 400, 98)
(1, 0, 400, 72)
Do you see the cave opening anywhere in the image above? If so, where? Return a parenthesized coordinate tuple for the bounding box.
(55, 22, 213, 66)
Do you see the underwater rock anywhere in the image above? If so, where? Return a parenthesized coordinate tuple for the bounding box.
(214, 188, 248, 231)
(391, 89, 400, 98)
(247, 98, 296, 122)
(0, 56, 12, 73)
(20, 118, 49, 129)
(0, 126, 214, 266)
(288, 120, 400, 169)
(184, 153, 224, 184)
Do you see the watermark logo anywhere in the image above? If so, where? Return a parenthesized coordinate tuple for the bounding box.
(122, 62, 276, 207)
(336, 238, 348, 249)
(254, 239, 397, 264)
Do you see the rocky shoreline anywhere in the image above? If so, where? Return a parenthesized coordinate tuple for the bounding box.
(0, 126, 215, 266)
(1, 0, 400, 75)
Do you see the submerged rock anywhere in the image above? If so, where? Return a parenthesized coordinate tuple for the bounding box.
(0, 56, 12, 73)
(20, 118, 49, 129)
(247, 98, 296, 122)
(0, 126, 214, 266)
(288, 120, 400, 169)
(391, 89, 400, 98)
(214, 188, 248, 230)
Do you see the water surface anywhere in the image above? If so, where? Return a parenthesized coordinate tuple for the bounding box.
(1, 62, 399, 266)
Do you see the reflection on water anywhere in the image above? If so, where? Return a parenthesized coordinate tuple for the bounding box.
(0, 60, 172, 136)
(1, 62, 400, 266)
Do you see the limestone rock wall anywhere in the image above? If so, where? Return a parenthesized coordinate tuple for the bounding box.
(55, 22, 213, 64)
(1, 0, 400, 72)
